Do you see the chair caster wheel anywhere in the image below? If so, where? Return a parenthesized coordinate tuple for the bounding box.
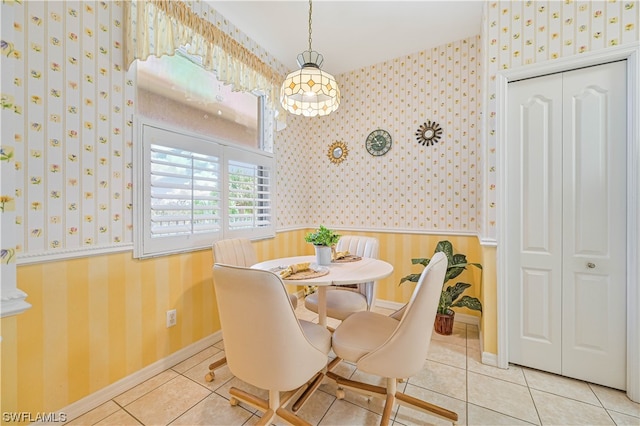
(205, 372, 215, 382)
(336, 388, 345, 399)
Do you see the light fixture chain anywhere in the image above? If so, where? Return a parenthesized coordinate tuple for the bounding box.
(308, 0, 313, 51)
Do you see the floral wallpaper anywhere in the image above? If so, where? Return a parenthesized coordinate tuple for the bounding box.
(276, 37, 482, 233)
(1, 0, 134, 260)
(1, 0, 19, 295)
(0, 0, 290, 303)
(0, 0, 286, 268)
(481, 0, 638, 240)
(2, 0, 637, 268)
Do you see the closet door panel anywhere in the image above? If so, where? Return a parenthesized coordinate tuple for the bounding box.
(572, 272, 610, 349)
(521, 268, 554, 342)
(507, 74, 563, 373)
(573, 85, 610, 253)
(522, 96, 552, 252)
(561, 61, 627, 389)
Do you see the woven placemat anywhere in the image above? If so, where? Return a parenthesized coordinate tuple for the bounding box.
(283, 268, 330, 280)
(332, 255, 362, 263)
(270, 266, 330, 280)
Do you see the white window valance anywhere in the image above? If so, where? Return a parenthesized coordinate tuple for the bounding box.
(124, 0, 283, 115)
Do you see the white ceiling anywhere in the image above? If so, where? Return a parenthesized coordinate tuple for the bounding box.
(207, 0, 485, 76)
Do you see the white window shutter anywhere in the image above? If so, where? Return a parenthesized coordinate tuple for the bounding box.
(135, 124, 274, 258)
(149, 145, 222, 237)
(224, 147, 275, 239)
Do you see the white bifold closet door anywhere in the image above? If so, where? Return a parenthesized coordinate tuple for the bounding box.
(506, 61, 627, 390)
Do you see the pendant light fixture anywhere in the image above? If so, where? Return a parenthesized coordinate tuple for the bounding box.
(280, 0, 340, 117)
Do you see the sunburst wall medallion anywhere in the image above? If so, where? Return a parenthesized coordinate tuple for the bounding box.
(328, 141, 348, 164)
(415, 120, 443, 146)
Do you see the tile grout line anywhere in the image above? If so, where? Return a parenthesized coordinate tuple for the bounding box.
(165, 367, 217, 425)
(74, 312, 639, 426)
(520, 367, 543, 425)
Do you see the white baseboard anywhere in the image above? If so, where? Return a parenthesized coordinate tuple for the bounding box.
(482, 351, 499, 367)
(40, 298, 494, 424)
(40, 331, 222, 425)
(451, 312, 480, 327)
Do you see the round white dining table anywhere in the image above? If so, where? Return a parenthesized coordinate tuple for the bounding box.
(252, 255, 394, 327)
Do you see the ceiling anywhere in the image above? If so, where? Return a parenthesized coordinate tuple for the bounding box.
(207, 0, 485, 76)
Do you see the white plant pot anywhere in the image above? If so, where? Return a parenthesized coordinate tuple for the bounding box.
(314, 245, 332, 265)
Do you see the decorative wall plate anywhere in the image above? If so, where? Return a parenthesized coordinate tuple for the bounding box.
(365, 129, 392, 156)
(415, 120, 443, 146)
(328, 141, 348, 164)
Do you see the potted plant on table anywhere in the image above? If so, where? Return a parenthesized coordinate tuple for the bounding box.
(399, 240, 482, 335)
(305, 225, 340, 266)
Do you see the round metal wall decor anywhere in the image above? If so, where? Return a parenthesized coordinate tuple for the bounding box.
(328, 141, 348, 164)
(365, 129, 392, 156)
(415, 120, 443, 146)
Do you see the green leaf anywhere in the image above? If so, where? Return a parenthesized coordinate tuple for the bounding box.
(446, 266, 465, 281)
(434, 240, 454, 264)
(468, 262, 483, 270)
(399, 273, 421, 284)
(438, 292, 452, 314)
(452, 253, 468, 264)
(444, 282, 471, 303)
(304, 225, 340, 246)
(451, 295, 483, 312)
(411, 257, 430, 267)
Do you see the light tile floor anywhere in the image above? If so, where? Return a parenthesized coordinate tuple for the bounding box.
(68, 304, 640, 425)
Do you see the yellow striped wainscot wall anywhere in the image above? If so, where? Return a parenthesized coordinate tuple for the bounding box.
(0, 229, 485, 422)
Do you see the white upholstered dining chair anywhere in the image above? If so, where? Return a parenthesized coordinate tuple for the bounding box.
(211, 238, 298, 309)
(213, 264, 332, 425)
(328, 251, 458, 425)
(205, 238, 298, 383)
(211, 237, 258, 268)
(304, 235, 379, 321)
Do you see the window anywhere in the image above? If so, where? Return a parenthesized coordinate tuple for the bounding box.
(134, 49, 275, 258)
(135, 124, 275, 258)
(136, 51, 263, 150)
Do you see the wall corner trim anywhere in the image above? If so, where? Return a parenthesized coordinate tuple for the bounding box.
(0, 288, 31, 318)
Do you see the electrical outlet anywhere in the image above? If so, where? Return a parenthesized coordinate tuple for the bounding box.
(166, 309, 177, 327)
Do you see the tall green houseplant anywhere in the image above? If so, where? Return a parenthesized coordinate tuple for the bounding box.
(400, 240, 482, 334)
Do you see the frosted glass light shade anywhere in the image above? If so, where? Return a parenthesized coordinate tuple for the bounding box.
(280, 51, 340, 117)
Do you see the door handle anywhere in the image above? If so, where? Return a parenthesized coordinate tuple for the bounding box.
(587, 262, 596, 269)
